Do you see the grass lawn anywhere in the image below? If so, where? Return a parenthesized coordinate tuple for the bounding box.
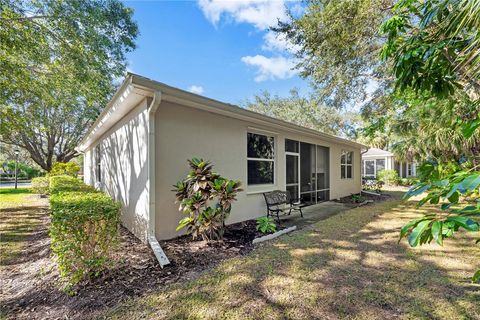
(104, 198, 480, 320)
(0, 188, 45, 265)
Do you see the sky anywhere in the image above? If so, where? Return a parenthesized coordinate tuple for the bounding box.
(124, 0, 309, 106)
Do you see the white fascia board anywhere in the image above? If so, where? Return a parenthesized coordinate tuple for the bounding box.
(77, 82, 152, 151)
(130, 74, 366, 149)
(78, 73, 366, 152)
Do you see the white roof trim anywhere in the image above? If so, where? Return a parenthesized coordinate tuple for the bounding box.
(78, 73, 366, 151)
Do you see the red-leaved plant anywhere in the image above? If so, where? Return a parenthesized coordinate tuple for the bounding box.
(173, 158, 242, 242)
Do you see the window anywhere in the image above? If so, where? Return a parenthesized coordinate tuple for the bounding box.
(363, 160, 375, 177)
(247, 132, 275, 185)
(95, 144, 101, 182)
(285, 139, 299, 153)
(407, 163, 413, 176)
(341, 150, 353, 179)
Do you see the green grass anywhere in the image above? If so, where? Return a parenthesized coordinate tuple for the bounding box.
(104, 198, 480, 320)
(0, 187, 32, 208)
(0, 188, 44, 265)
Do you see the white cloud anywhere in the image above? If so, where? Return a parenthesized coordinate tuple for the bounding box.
(241, 55, 298, 82)
(198, 0, 303, 82)
(197, 0, 288, 30)
(262, 31, 300, 53)
(188, 85, 204, 94)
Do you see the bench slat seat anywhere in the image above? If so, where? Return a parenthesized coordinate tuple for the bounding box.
(263, 190, 305, 223)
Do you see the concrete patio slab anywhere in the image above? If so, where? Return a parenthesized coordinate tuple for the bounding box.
(276, 201, 351, 230)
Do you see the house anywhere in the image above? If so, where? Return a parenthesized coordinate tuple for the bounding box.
(361, 148, 417, 179)
(77, 73, 365, 262)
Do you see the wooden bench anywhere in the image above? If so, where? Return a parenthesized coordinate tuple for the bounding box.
(262, 190, 306, 223)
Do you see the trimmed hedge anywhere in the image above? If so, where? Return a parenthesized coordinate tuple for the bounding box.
(49, 162, 80, 177)
(32, 177, 49, 195)
(49, 175, 95, 194)
(43, 175, 121, 285)
(50, 191, 121, 285)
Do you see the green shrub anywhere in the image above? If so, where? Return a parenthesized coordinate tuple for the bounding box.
(32, 177, 49, 195)
(351, 193, 365, 203)
(49, 175, 94, 194)
(256, 216, 277, 234)
(362, 177, 384, 193)
(173, 158, 242, 242)
(377, 169, 400, 185)
(50, 162, 80, 177)
(49, 191, 121, 285)
(399, 177, 420, 186)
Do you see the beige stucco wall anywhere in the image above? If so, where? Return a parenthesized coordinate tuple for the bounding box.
(84, 99, 150, 241)
(154, 100, 361, 240)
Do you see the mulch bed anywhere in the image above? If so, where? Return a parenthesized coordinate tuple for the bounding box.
(1, 207, 276, 320)
(334, 191, 391, 207)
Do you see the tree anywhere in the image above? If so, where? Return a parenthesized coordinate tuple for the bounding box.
(379, 0, 480, 281)
(362, 90, 480, 163)
(244, 89, 360, 138)
(0, 0, 138, 171)
(274, 0, 395, 108)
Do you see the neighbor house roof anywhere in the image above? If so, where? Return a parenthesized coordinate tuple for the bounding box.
(362, 148, 394, 157)
(77, 73, 366, 151)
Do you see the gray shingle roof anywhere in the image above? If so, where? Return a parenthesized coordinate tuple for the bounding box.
(363, 148, 394, 157)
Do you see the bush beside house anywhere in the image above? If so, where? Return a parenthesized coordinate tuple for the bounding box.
(31, 177, 49, 195)
(377, 169, 400, 185)
(50, 190, 120, 285)
(173, 158, 242, 242)
(35, 173, 121, 286)
(49, 162, 81, 177)
(49, 175, 95, 194)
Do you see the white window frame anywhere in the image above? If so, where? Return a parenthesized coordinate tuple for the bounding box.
(341, 150, 353, 179)
(375, 158, 386, 175)
(407, 163, 413, 177)
(246, 132, 276, 187)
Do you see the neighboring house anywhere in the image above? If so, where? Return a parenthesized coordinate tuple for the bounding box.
(361, 148, 417, 179)
(77, 73, 365, 248)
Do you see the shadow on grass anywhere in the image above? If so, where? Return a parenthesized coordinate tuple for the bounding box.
(104, 199, 480, 320)
(0, 205, 48, 266)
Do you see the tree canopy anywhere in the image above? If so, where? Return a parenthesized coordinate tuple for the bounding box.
(274, 0, 395, 109)
(381, 0, 479, 281)
(0, 0, 138, 171)
(244, 89, 360, 139)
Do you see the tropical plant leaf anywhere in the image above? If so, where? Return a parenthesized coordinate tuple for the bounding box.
(408, 220, 432, 247)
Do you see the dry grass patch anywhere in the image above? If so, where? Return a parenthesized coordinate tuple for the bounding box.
(104, 198, 480, 320)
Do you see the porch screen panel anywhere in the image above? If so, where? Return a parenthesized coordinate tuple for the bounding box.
(300, 142, 316, 205)
(316, 146, 329, 190)
(286, 154, 298, 184)
(376, 159, 385, 173)
(365, 160, 375, 176)
(285, 139, 299, 153)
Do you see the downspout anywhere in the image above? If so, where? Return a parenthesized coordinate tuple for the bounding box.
(147, 90, 170, 267)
